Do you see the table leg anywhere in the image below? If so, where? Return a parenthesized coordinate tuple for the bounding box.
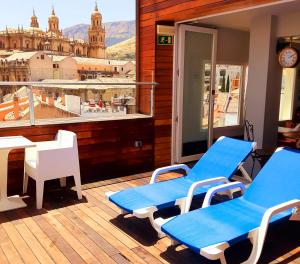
(0, 149, 10, 200)
(0, 149, 26, 212)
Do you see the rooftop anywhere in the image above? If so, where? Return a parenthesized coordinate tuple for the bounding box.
(73, 57, 134, 66)
(2, 51, 39, 62)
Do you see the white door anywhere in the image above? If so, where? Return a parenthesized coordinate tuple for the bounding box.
(173, 25, 217, 163)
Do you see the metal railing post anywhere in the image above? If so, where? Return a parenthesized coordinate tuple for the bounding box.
(28, 85, 35, 126)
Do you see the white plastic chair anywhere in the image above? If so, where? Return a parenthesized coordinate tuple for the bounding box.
(23, 130, 82, 209)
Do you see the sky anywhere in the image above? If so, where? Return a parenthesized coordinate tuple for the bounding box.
(0, 0, 135, 29)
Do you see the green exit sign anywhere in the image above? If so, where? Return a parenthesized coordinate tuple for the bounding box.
(157, 35, 173, 45)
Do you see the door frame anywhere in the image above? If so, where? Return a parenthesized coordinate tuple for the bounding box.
(172, 24, 218, 164)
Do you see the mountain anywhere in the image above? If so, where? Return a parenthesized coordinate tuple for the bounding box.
(105, 21, 136, 46)
(63, 20, 136, 47)
(106, 37, 136, 60)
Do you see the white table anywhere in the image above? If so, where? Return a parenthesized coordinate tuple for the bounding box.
(0, 136, 35, 212)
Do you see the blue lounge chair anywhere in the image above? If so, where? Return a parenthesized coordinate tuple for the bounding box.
(106, 137, 256, 236)
(158, 148, 300, 264)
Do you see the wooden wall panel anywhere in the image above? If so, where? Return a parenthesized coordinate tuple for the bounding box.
(138, 0, 282, 167)
(0, 118, 154, 195)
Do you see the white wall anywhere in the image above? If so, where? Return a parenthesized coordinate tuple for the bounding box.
(58, 57, 78, 80)
(217, 28, 249, 65)
(276, 11, 300, 37)
(245, 15, 282, 148)
(29, 53, 53, 81)
(245, 10, 300, 149)
(65, 95, 81, 114)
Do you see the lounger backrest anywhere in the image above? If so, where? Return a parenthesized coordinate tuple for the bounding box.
(244, 148, 300, 208)
(187, 137, 255, 182)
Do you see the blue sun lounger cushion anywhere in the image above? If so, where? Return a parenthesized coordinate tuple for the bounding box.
(161, 148, 300, 264)
(107, 137, 255, 235)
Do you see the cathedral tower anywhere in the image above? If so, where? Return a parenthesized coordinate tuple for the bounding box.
(88, 2, 106, 58)
(48, 6, 61, 36)
(30, 9, 39, 28)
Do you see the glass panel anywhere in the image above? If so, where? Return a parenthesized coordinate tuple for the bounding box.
(0, 85, 31, 126)
(182, 30, 213, 157)
(31, 80, 137, 123)
(0, 1, 140, 127)
(213, 64, 242, 127)
(279, 68, 296, 121)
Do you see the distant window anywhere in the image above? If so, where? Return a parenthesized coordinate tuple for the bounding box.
(41, 55, 45, 60)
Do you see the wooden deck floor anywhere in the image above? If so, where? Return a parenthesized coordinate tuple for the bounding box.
(0, 172, 300, 264)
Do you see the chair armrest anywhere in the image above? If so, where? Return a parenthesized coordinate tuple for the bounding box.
(25, 147, 38, 161)
(182, 177, 230, 214)
(244, 199, 300, 264)
(150, 164, 190, 184)
(202, 182, 246, 208)
(35, 141, 60, 150)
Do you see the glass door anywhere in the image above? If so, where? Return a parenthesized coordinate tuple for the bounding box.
(175, 25, 217, 163)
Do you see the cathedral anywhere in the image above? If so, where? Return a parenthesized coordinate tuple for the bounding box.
(0, 3, 106, 58)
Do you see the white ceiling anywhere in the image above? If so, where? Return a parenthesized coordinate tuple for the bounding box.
(191, 0, 300, 32)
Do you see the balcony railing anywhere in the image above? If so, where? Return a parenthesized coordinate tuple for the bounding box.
(0, 80, 158, 127)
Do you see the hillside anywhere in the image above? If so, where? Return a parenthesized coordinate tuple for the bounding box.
(106, 37, 136, 60)
(63, 20, 135, 47)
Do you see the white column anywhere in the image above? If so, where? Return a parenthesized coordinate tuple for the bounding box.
(245, 15, 282, 149)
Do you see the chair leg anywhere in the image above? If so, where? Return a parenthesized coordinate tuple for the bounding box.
(74, 172, 82, 200)
(23, 171, 29, 194)
(36, 180, 44, 209)
(59, 177, 67, 187)
(220, 254, 227, 264)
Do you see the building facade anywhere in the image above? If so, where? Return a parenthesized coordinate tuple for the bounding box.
(75, 57, 136, 80)
(0, 51, 136, 82)
(0, 4, 106, 59)
(0, 51, 79, 81)
(0, 51, 53, 81)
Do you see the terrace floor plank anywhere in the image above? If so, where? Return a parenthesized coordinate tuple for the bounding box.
(0, 172, 299, 264)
